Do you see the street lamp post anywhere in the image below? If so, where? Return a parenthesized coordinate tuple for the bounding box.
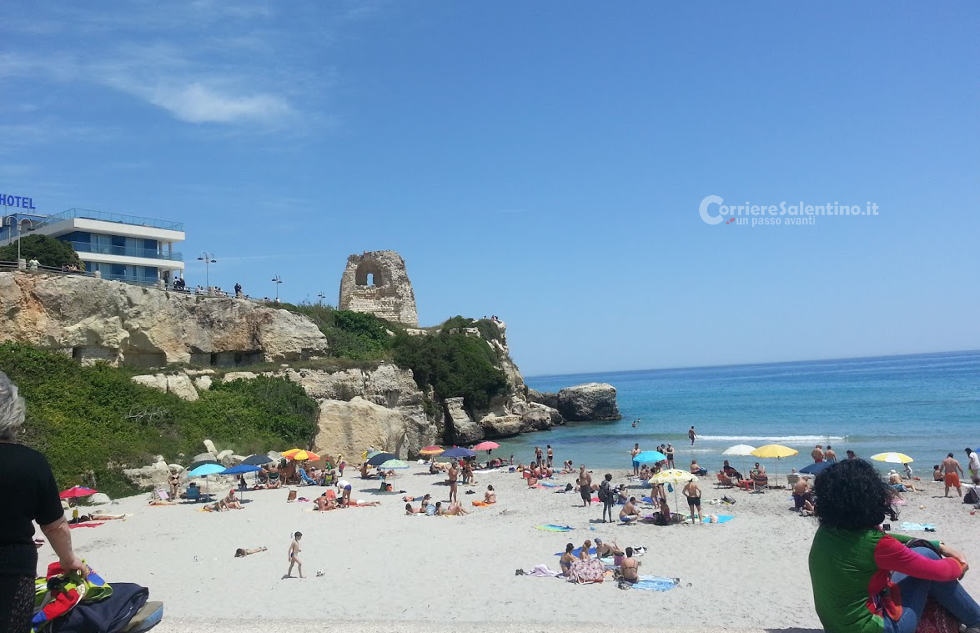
(271, 274, 283, 302)
(2, 214, 30, 266)
(197, 252, 217, 292)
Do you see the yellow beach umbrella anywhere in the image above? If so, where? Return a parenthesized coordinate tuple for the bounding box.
(419, 445, 445, 456)
(751, 444, 798, 459)
(282, 448, 319, 462)
(648, 469, 698, 485)
(870, 452, 914, 464)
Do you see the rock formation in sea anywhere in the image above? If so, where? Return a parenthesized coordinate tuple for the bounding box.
(529, 382, 621, 421)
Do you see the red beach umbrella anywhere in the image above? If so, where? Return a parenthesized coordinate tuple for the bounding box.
(472, 441, 500, 452)
(59, 486, 97, 499)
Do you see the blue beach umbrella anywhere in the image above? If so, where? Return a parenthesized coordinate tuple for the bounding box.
(441, 447, 476, 459)
(221, 464, 262, 475)
(186, 463, 225, 477)
(634, 451, 668, 464)
(799, 462, 831, 476)
(367, 452, 397, 466)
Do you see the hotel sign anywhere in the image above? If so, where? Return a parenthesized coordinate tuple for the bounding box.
(0, 193, 37, 209)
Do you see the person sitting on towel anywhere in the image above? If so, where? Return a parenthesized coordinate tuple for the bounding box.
(620, 547, 641, 583)
(595, 538, 621, 559)
(224, 489, 243, 510)
(579, 539, 593, 560)
(560, 543, 575, 576)
(484, 485, 496, 504)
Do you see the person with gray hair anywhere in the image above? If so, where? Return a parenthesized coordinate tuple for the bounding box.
(0, 371, 84, 632)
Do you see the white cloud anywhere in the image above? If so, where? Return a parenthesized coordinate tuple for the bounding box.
(147, 82, 292, 124)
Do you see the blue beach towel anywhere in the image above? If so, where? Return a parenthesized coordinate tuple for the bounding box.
(900, 522, 936, 532)
(535, 524, 573, 532)
(631, 576, 679, 592)
(538, 482, 561, 488)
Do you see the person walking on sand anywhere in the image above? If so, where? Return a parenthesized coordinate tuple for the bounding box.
(683, 479, 703, 524)
(688, 426, 696, 445)
(942, 452, 964, 497)
(578, 465, 593, 507)
(285, 532, 303, 578)
(630, 443, 641, 476)
(448, 461, 459, 503)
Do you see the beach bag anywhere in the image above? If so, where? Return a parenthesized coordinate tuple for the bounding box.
(964, 488, 978, 505)
(51, 583, 148, 633)
(598, 482, 610, 503)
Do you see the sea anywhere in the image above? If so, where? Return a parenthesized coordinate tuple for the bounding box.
(493, 350, 980, 477)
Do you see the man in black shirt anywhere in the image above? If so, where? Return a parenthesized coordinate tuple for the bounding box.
(0, 372, 84, 633)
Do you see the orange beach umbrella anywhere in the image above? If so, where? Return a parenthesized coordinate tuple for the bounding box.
(282, 448, 320, 461)
(419, 445, 444, 456)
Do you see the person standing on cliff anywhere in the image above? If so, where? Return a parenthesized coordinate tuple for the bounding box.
(688, 427, 697, 445)
(448, 461, 459, 503)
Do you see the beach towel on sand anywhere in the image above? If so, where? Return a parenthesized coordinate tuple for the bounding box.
(524, 564, 561, 578)
(554, 546, 597, 557)
(472, 500, 495, 507)
(900, 522, 936, 532)
(567, 559, 605, 584)
(537, 482, 561, 488)
(68, 522, 105, 529)
(630, 576, 679, 592)
(535, 524, 573, 532)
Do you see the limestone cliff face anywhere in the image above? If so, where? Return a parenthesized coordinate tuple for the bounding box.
(0, 272, 328, 366)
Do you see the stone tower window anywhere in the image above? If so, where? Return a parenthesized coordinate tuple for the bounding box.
(355, 262, 383, 287)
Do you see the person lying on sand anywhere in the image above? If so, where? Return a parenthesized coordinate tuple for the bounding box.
(595, 538, 621, 559)
(441, 501, 468, 516)
(235, 547, 267, 557)
(314, 495, 337, 511)
(405, 502, 423, 515)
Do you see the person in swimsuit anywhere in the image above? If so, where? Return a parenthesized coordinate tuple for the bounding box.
(285, 532, 303, 579)
(559, 543, 575, 576)
(620, 497, 640, 524)
(631, 443, 641, 475)
(448, 462, 459, 503)
(665, 444, 675, 469)
(546, 445, 553, 468)
(933, 464, 944, 481)
(811, 445, 825, 463)
(578, 465, 593, 507)
(579, 539, 592, 560)
(683, 479, 703, 524)
(688, 426, 696, 445)
(824, 445, 838, 463)
(620, 547, 641, 583)
(942, 453, 964, 497)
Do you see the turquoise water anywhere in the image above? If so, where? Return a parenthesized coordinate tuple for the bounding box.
(494, 351, 979, 476)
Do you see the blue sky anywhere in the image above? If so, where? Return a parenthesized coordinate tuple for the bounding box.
(1, 2, 978, 375)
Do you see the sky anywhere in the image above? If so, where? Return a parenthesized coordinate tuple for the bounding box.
(1, 2, 978, 376)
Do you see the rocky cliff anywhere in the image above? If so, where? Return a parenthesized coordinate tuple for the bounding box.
(0, 272, 328, 366)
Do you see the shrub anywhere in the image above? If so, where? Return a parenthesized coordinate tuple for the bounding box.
(0, 343, 319, 497)
(0, 234, 83, 268)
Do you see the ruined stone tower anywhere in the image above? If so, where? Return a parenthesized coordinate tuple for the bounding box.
(338, 250, 419, 326)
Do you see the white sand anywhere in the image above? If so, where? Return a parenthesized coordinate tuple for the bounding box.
(48, 466, 979, 633)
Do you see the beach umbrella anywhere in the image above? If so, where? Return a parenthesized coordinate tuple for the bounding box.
(722, 444, 757, 456)
(186, 463, 225, 478)
(419, 445, 444, 456)
(472, 441, 499, 452)
(366, 450, 384, 458)
(221, 464, 262, 475)
(750, 444, 798, 487)
(367, 452, 397, 466)
(282, 448, 320, 462)
(870, 452, 914, 464)
(634, 450, 667, 464)
(60, 486, 97, 500)
(648, 470, 697, 518)
(242, 454, 274, 466)
(441, 447, 476, 459)
(799, 461, 831, 476)
(379, 458, 410, 470)
(751, 445, 798, 459)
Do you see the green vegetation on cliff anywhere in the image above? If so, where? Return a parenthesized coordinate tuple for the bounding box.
(278, 304, 509, 413)
(0, 343, 318, 497)
(0, 234, 83, 268)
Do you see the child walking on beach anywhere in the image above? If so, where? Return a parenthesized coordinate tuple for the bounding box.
(285, 531, 303, 579)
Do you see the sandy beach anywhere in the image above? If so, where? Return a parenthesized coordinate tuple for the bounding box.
(49, 464, 979, 633)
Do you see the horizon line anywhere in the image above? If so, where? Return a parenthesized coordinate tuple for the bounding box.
(526, 347, 980, 381)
